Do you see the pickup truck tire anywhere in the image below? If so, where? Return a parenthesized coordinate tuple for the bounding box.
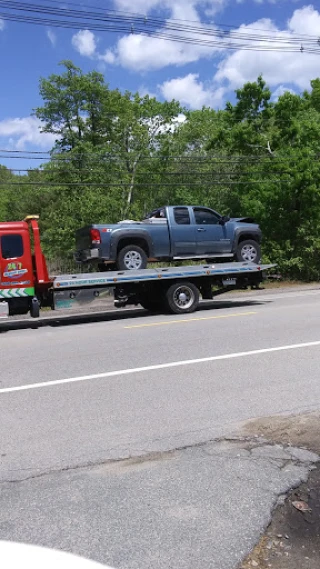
(164, 281, 200, 314)
(116, 245, 148, 270)
(235, 240, 261, 263)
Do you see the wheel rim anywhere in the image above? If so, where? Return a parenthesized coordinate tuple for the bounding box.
(173, 286, 195, 310)
(241, 244, 257, 262)
(123, 250, 143, 270)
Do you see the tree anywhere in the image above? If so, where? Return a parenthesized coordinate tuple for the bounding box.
(0, 166, 17, 220)
(109, 92, 181, 216)
(4, 65, 320, 280)
(34, 60, 121, 152)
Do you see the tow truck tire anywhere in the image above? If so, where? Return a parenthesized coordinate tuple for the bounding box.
(116, 245, 148, 271)
(235, 240, 261, 264)
(164, 281, 199, 314)
(30, 297, 40, 319)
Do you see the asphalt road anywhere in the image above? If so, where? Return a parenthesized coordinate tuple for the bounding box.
(1, 287, 320, 568)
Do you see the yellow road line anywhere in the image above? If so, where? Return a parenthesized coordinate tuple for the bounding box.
(124, 311, 257, 329)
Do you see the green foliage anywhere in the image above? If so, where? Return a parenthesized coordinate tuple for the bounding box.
(2, 62, 320, 280)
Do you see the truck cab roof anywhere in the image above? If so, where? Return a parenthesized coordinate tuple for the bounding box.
(0, 221, 29, 231)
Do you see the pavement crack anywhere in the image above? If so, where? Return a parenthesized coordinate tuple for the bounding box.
(1, 436, 318, 485)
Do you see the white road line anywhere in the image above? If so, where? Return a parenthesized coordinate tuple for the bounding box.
(1, 340, 320, 395)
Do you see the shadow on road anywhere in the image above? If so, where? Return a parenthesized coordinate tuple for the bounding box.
(0, 298, 270, 333)
(198, 299, 270, 311)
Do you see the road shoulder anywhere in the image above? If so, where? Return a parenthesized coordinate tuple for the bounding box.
(239, 412, 320, 569)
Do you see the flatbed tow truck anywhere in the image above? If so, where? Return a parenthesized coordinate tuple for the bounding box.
(0, 216, 274, 319)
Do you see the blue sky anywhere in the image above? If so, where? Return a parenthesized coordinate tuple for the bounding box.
(0, 0, 319, 170)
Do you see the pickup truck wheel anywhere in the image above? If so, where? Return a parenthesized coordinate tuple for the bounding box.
(164, 282, 199, 314)
(235, 240, 261, 263)
(116, 245, 148, 271)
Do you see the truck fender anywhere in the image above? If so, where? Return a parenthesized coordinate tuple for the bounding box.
(109, 229, 154, 259)
(232, 228, 261, 252)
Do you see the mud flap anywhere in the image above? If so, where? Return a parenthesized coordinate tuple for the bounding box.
(0, 301, 9, 319)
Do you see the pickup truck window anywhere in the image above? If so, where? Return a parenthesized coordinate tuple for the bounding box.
(0, 234, 24, 259)
(193, 208, 220, 225)
(174, 207, 190, 225)
(148, 208, 166, 219)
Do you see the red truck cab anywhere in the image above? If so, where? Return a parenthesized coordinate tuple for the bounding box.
(0, 216, 51, 316)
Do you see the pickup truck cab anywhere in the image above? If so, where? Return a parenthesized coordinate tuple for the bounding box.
(75, 205, 262, 271)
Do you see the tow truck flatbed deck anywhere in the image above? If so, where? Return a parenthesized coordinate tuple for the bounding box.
(51, 262, 275, 315)
(53, 262, 274, 290)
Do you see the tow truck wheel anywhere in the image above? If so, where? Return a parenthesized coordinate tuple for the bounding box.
(164, 282, 199, 314)
(30, 297, 40, 318)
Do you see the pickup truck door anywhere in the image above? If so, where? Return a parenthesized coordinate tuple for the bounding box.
(168, 207, 198, 257)
(192, 207, 231, 255)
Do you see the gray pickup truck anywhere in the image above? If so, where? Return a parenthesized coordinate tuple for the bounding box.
(75, 205, 262, 270)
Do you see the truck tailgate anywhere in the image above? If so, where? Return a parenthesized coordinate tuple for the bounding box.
(75, 226, 94, 251)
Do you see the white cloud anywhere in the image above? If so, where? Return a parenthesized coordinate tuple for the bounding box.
(70, 3, 320, 110)
(204, 0, 227, 18)
(46, 29, 56, 47)
(113, 0, 163, 14)
(113, 0, 226, 18)
(105, 2, 320, 90)
(104, 33, 219, 71)
(160, 73, 225, 109)
(0, 117, 57, 150)
(72, 29, 97, 57)
(214, 6, 320, 91)
(138, 85, 158, 99)
(0, 19, 4, 31)
(104, 0, 226, 70)
(289, 4, 320, 34)
(99, 49, 116, 64)
(166, 0, 201, 21)
(271, 85, 295, 101)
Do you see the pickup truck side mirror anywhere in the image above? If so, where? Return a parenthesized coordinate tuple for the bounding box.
(219, 215, 230, 225)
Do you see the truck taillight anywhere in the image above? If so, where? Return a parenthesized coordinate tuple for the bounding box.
(90, 228, 101, 245)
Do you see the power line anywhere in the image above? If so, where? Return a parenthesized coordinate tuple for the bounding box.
(4, 0, 317, 39)
(0, 160, 320, 172)
(0, 148, 49, 155)
(2, 170, 296, 176)
(1, 0, 320, 54)
(0, 153, 318, 165)
(0, 179, 289, 187)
